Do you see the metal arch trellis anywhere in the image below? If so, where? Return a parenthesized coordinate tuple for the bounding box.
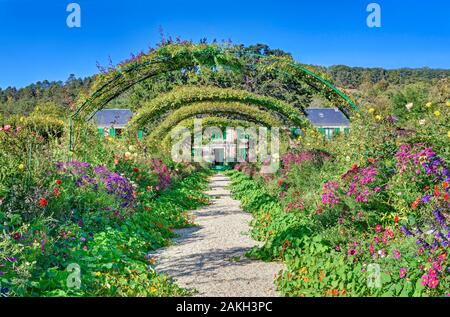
(69, 44, 359, 152)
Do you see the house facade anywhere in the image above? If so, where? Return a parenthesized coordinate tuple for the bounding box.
(305, 108, 350, 140)
(95, 109, 144, 139)
(192, 129, 249, 170)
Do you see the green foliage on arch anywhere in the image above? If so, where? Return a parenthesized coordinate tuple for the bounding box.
(145, 100, 286, 144)
(129, 86, 308, 132)
(70, 42, 358, 152)
(74, 43, 357, 122)
(74, 43, 243, 120)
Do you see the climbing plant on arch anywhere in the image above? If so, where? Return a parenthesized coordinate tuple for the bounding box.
(143, 101, 286, 144)
(69, 42, 358, 152)
(128, 86, 308, 134)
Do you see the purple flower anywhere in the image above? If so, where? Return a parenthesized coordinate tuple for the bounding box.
(421, 195, 431, 203)
(433, 209, 447, 227)
(400, 225, 414, 237)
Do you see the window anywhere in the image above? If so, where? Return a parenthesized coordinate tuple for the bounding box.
(324, 128, 334, 140)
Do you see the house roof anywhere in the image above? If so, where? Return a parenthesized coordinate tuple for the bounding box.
(95, 109, 133, 128)
(305, 108, 350, 127)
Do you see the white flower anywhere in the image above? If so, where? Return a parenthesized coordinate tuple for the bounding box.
(419, 119, 426, 125)
(405, 103, 413, 111)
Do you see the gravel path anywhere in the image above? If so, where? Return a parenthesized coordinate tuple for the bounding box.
(152, 173, 284, 297)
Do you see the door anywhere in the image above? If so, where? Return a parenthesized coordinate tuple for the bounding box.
(214, 148, 224, 165)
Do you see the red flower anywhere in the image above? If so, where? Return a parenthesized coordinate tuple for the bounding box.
(55, 179, 62, 185)
(53, 188, 60, 197)
(444, 193, 449, 202)
(394, 216, 399, 223)
(133, 167, 139, 173)
(39, 198, 48, 207)
(443, 182, 449, 189)
(434, 186, 441, 197)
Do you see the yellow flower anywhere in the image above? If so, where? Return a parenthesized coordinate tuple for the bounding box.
(18, 164, 25, 171)
(95, 271, 102, 277)
(447, 101, 450, 107)
(368, 108, 375, 114)
(448, 131, 450, 138)
(434, 111, 441, 117)
(426, 102, 433, 108)
(375, 115, 382, 121)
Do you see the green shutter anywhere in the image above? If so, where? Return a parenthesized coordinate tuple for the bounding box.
(318, 128, 325, 135)
(334, 128, 341, 135)
(137, 130, 144, 140)
(109, 128, 116, 138)
(98, 128, 104, 136)
(344, 128, 350, 135)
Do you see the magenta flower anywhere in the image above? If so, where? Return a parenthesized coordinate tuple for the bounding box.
(348, 249, 357, 256)
(421, 274, 429, 286)
(393, 250, 401, 259)
(429, 278, 439, 289)
(399, 268, 407, 279)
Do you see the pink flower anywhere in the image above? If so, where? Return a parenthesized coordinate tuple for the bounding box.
(375, 224, 382, 233)
(399, 268, 407, 279)
(348, 249, 357, 256)
(421, 274, 429, 286)
(393, 250, 401, 259)
(369, 245, 375, 254)
(429, 278, 439, 289)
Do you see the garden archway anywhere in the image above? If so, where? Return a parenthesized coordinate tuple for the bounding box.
(69, 43, 358, 152)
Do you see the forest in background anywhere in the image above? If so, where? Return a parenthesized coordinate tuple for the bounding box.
(1, 43, 449, 119)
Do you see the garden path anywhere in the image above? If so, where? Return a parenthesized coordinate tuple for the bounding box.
(151, 173, 284, 297)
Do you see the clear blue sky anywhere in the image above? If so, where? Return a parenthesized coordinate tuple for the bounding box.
(0, 0, 449, 88)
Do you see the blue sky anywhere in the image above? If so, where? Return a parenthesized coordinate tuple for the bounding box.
(0, 0, 449, 88)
